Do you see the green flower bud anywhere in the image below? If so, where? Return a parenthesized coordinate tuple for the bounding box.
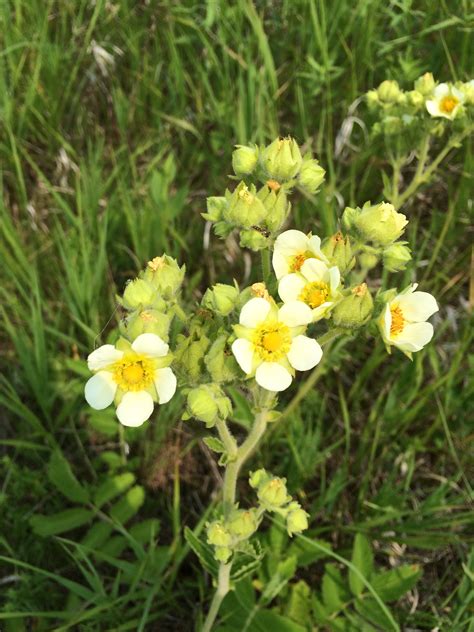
(382, 115, 404, 135)
(377, 80, 401, 104)
(382, 242, 412, 272)
(120, 308, 171, 341)
(239, 228, 269, 252)
(358, 252, 379, 270)
(186, 384, 232, 427)
(121, 279, 155, 310)
(414, 72, 436, 96)
(228, 509, 258, 539)
(224, 182, 267, 228)
(298, 157, 325, 194)
(260, 137, 303, 182)
(321, 232, 354, 274)
(207, 521, 232, 547)
(202, 283, 240, 316)
(286, 503, 309, 536)
(249, 468, 269, 489)
(203, 196, 227, 222)
(204, 335, 239, 383)
(232, 144, 259, 176)
(143, 255, 185, 299)
(366, 89, 380, 109)
(174, 332, 210, 382)
(331, 283, 374, 329)
(214, 547, 232, 563)
(348, 202, 408, 246)
(459, 80, 474, 106)
(407, 90, 425, 109)
(258, 186, 290, 232)
(258, 477, 290, 508)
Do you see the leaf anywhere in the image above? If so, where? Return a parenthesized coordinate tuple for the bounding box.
(47, 449, 89, 504)
(252, 609, 306, 632)
(30, 508, 94, 537)
(285, 580, 312, 625)
(260, 556, 297, 606)
(288, 537, 333, 567)
(109, 485, 145, 524)
(203, 436, 226, 453)
(81, 521, 113, 549)
(349, 533, 374, 596)
(184, 526, 218, 578)
(322, 563, 349, 612)
(231, 542, 265, 583)
(129, 519, 161, 545)
(371, 564, 421, 601)
(93, 472, 135, 508)
(355, 596, 394, 630)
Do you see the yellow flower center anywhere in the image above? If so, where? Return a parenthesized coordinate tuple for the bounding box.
(390, 304, 405, 337)
(289, 251, 314, 272)
(299, 281, 330, 309)
(440, 95, 459, 114)
(112, 354, 155, 392)
(254, 322, 291, 361)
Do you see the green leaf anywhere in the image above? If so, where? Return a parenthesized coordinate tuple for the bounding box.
(93, 472, 135, 508)
(349, 533, 374, 596)
(129, 519, 161, 544)
(231, 542, 265, 583)
(184, 526, 218, 578)
(260, 556, 297, 605)
(109, 485, 145, 524)
(47, 449, 89, 504)
(203, 436, 226, 453)
(252, 609, 306, 631)
(30, 508, 94, 536)
(81, 521, 113, 549)
(355, 596, 394, 630)
(322, 563, 349, 612)
(285, 580, 312, 625)
(371, 564, 421, 601)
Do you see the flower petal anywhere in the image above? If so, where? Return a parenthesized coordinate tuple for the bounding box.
(274, 229, 309, 254)
(232, 338, 254, 374)
(397, 291, 438, 322)
(300, 258, 329, 282)
(328, 266, 341, 293)
(255, 362, 292, 392)
(393, 322, 434, 352)
(154, 367, 177, 404)
(278, 301, 313, 327)
(433, 83, 449, 98)
(426, 99, 441, 117)
(272, 251, 290, 279)
(87, 345, 123, 371)
(132, 333, 169, 357)
(278, 274, 305, 303)
(85, 371, 117, 409)
(239, 297, 271, 328)
(307, 234, 322, 254)
(116, 391, 154, 427)
(287, 335, 323, 371)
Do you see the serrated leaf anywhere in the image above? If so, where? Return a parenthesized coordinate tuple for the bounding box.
(184, 526, 218, 578)
(109, 485, 145, 524)
(230, 543, 265, 583)
(261, 555, 297, 605)
(30, 508, 94, 536)
(371, 564, 421, 601)
(322, 563, 348, 612)
(285, 580, 312, 625)
(94, 472, 135, 508)
(203, 436, 226, 453)
(47, 449, 90, 504)
(349, 533, 374, 596)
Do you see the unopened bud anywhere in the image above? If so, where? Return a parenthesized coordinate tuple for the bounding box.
(321, 232, 354, 274)
(258, 186, 290, 232)
(407, 90, 425, 109)
(122, 279, 155, 310)
(377, 80, 401, 104)
(260, 137, 302, 182)
(202, 283, 240, 316)
(382, 242, 412, 272)
(186, 384, 232, 427)
(232, 144, 259, 176)
(366, 89, 380, 109)
(203, 196, 227, 222)
(344, 202, 408, 246)
(331, 283, 374, 329)
(249, 468, 269, 489)
(258, 477, 290, 508)
(120, 308, 171, 341)
(286, 503, 309, 536)
(298, 157, 325, 194)
(414, 72, 436, 96)
(239, 228, 269, 252)
(207, 521, 232, 547)
(143, 255, 185, 299)
(224, 182, 267, 228)
(228, 509, 258, 539)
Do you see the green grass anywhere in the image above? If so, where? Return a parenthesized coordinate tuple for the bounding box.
(1, 0, 473, 630)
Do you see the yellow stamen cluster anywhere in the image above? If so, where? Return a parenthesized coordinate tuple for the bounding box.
(266, 179, 281, 191)
(112, 354, 155, 391)
(440, 96, 459, 114)
(148, 256, 165, 271)
(289, 251, 314, 272)
(390, 304, 405, 336)
(299, 281, 330, 309)
(251, 282, 271, 301)
(253, 322, 291, 361)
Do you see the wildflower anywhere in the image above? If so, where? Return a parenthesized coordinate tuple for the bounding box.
(231, 297, 322, 392)
(331, 283, 374, 329)
(286, 502, 309, 536)
(223, 181, 267, 228)
(272, 229, 328, 280)
(202, 283, 240, 316)
(232, 144, 259, 176)
(278, 259, 342, 322)
(377, 80, 402, 104)
(343, 202, 408, 247)
(414, 72, 436, 96)
(426, 83, 465, 120)
(260, 137, 303, 182)
(298, 157, 325, 194)
(378, 284, 438, 355)
(85, 333, 176, 427)
(382, 242, 412, 272)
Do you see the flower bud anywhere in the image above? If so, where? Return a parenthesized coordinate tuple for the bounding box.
(414, 72, 436, 96)
(382, 115, 404, 135)
(228, 509, 258, 539)
(358, 252, 379, 270)
(203, 196, 227, 222)
(258, 476, 290, 508)
(347, 202, 408, 246)
(143, 255, 185, 299)
(249, 468, 269, 489)
(232, 144, 259, 176)
(239, 228, 269, 252)
(260, 137, 303, 182)
(223, 182, 267, 228)
(121, 279, 155, 310)
(331, 283, 374, 329)
(459, 80, 474, 106)
(214, 547, 232, 563)
(377, 80, 401, 104)
(321, 232, 354, 274)
(187, 384, 232, 427)
(202, 283, 240, 316)
(174, 332, 210, 382)
(120, 308, 171, 341)
(366, 89, 379, 109)
(298, 157, 325, 194)
(382, 242, 412, 272)
(286, 503, 309, 536)
(258, 186, 290, 232)
(204, 335, 239, 383)
(407, 90, 425, 109)
(207, 521, 232, 547)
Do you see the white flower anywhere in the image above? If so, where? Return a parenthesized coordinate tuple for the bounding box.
(231, 297, 323, 392)
(426, 83, 465, 120)
(84, 333, 177, 427)
(272, 229, 328, 280)
(378, 284, 439, 355)
(278, 259, 342, 321)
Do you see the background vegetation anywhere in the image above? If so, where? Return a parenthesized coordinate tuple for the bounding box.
(0, 1, 472, 630)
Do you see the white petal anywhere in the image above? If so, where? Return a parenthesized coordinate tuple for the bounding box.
(278, 301, 313, 327)
(116, 391, 154, 427)
(397, 291, 438, 322)
(307, 234, 322, 254)
(255, 362, 292, 392)
(274, 229, 309, 254)
(85, 371, 117, 409)
(231, 338, 255, 374)
(272, 251, 290, 279)
(452, 85, 465, 102)
(239, 297, 271, 328)
(433, 83, 449, 98)
(132, 333, 169, 357)
(87, 344, 123, 371)
(287, 335, 322, 371)
(278, 274, 305, 303)
(154, 367, 177, 404)
(328, 266, 341, 293)
(311, 301, 334, 322)
(426, 100, 442, 117)
(381, 303, 391, 341)
(394, 322, 434, 352)
(300, 258, 329, 282)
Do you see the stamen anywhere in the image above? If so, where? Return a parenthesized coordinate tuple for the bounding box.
(299, 281, 330, 309)
(253, 323, 291, 361)
(390, 304, 405, 336)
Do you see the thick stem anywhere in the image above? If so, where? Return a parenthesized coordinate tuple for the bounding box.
(202, 563, 231, 632)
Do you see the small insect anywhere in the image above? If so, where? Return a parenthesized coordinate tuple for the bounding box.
(251, 226, 270, 237)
